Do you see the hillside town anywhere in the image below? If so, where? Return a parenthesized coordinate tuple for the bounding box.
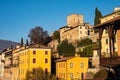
(0, 7, 120, 80)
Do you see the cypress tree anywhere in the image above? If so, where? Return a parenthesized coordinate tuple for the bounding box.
(26, 39, 29, 46)
(94, 7, 102, 26)
(94, 7, 102, 33)
(21, 37, 24, 47)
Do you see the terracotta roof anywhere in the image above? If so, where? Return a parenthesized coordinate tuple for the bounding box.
(102, 11, 120, 18)
(94, 16, 120, 28)
(60, 26, 69, 29)
(29, 44, 51, 49)
(55, 56, 74, 62)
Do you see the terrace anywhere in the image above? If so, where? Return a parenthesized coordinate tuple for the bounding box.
(94, 16, 120, 67)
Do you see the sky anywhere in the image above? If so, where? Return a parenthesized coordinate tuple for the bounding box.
(0, 0, 120, 43)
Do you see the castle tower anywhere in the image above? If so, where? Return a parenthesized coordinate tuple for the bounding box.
(67, 14, 84, 27)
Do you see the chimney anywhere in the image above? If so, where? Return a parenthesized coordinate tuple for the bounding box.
(75, 53, 80, 57)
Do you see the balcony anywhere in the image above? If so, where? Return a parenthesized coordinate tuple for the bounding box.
(100, 56, 120, 67)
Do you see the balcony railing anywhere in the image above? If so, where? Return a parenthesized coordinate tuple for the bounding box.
(100, 56, 120, 67)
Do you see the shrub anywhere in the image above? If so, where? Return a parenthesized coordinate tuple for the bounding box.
(94, 69, 108, 79)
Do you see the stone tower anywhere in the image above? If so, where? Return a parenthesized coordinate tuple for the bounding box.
(67, 14, 84, 27)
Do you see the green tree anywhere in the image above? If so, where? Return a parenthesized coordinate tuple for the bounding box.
(86, 71, 94, 79)
(20, 37, 24, 47)
(26, 67, 57, 80)
(78, 46, 93, 57)
(57, 39, 75, 56)
(77, 38, 92, 47)
(94, 69, 108, 79)
(94, 7, 102, 33)
(53, 30, 60, 42)
(94, 7, 102, 26)
(26, 39, 29, 46)
(28, 26, 50, 45)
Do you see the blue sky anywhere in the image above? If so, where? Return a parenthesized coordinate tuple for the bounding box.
(0, 0, 120, 43)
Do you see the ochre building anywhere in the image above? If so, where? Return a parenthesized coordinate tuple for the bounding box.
(55, 54, 88, 80)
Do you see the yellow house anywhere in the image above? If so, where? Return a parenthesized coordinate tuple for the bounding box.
(55, 54, 88, 80)
(18, 44, 51, 80)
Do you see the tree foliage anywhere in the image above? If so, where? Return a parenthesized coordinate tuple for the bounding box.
(26, 39, 29, 46)
(94, 69, 108, 79)
(77, 38, 92, 47)
(94, 7, 102, 26)
(53, 30, 60, 42)
(94, 7, 102, 33)
(78, 46, 93, 57)
(86, 71, 94, 79)
(77, 38, 98, 57)
(28, 26, 50, 45)
(20, 37, 24, 47)
(57, 39, 75, 56)
(26, 67, 57, 80)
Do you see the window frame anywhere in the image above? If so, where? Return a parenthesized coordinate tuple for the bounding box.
(33, 58, 36, 63)
(70, 62, 73, 68)
(45, 58, 48, 63)
(80, 62, 84, 68)
(33, 51, 36, 55)
(106, 38, 108, 44)
(45, 51, 48, 55)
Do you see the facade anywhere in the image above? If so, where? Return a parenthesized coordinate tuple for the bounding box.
(1, 45, 51, 80)
(116, 29, 120, 56)
(19, 45, 51, 80)
(11, 46, 22, 80)
(67, 14, 83, 27)
(100, 9, 120, 57)
(100, 8, 120, 23)
(0, 52, 5, 78)
(60, 23, 94, 43)
(60, 14, 96, 44)
(93, 7, 120, 67)
(3, 49, 13, 80)
(56, 54, 88, 80)
(101, 29, 118, 57)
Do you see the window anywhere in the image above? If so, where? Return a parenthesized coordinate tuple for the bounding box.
(63, 73, 65, 78)
(80, 62, 84, 68)
(59, 63, 60, 68)
(106, 48, 108, 54)
(63, 63, 65, 68)
(106, 39, 108, 44)
(33, 51, 36, 55)
(88, 30, 90, 35)
(45, 51, 48, 55)
(45, 68, 48, 74)
(70, 73, 73, 79)
(45, 58, 48, 63)
(70, 62, 73, 68)
(33, 58, 36, 63)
